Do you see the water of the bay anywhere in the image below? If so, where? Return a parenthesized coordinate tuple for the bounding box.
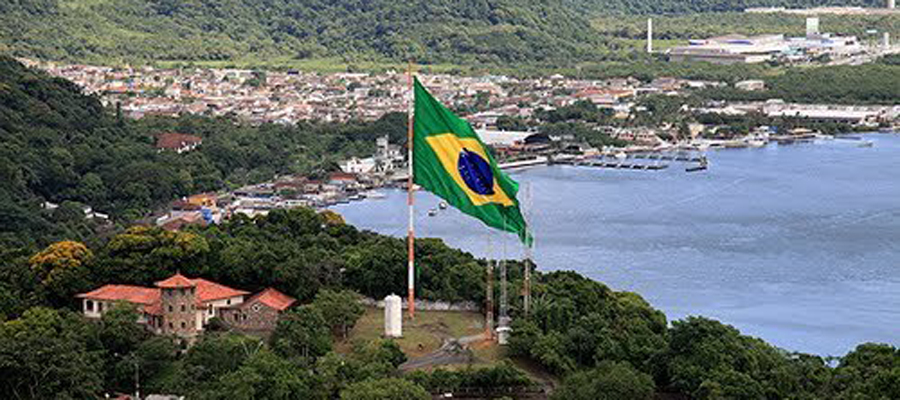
(331, 133, 900, 356)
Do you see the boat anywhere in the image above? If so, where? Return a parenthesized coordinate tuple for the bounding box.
(362, 190, 386, 199)
(747, 139, 766, 148)
(428, 208, 438, 217)
(438, 201, 448, 210)
(858, 141, 874, 148)
(686, 156, 709, 173)
(614, 152, 628, 160)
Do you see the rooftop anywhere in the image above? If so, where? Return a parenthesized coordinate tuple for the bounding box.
(193, 278, 250, 302)
(155, 273, 196, 288)
(250, 288, 297, 311)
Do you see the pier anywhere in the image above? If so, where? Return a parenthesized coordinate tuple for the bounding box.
(557, 159, 669, 170)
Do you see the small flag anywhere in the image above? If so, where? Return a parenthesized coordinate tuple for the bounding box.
(413, 78, 532, 245)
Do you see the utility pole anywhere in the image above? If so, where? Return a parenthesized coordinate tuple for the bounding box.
(131, 354, 140, 400)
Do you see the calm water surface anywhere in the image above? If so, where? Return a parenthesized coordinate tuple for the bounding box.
(332, 134, 900, 356)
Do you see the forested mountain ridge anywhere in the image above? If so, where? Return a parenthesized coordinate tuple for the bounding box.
(0, 0, 888, 67)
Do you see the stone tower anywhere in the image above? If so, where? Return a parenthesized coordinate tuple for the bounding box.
(156, 273, 198, 339)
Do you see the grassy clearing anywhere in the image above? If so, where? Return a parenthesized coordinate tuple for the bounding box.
(341, 307, 487, 359)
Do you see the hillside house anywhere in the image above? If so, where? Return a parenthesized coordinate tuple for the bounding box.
(76, 274, 294, 339)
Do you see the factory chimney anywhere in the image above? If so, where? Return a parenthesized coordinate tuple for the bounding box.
(647, 18, 653, 53)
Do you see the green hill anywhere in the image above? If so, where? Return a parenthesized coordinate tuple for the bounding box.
(0, 0, 888, 68)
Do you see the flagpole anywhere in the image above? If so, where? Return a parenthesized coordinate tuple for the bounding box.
(406, 60, 416, 320)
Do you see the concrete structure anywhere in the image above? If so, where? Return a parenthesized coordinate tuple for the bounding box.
(647, 18, 653, 54)
(384, 294, 402, 338)
(889, 0, 895, 9)
(806, 17, 820, 39)
(735, 80, 766, 91)
(339, 135, 404, 175)
(76, 273, 297, 340)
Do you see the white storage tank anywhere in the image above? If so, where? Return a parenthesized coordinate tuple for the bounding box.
(384, 294, 402, 338)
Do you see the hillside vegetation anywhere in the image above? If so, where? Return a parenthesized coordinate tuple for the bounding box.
(0, 0, 889, 68)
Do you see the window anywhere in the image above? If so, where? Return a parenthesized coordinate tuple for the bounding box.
(181, 322, 186, 329)
(168, 305, 173, 312)
(226, 299, 231, 305)
(168, 322, 173, 329)
(86, 300, 94, 312)
(233, 314, 239, 322)
(208, 305, 213, 315)
(251, 304, 262, 313)
(181, 304, 186, 312)
(98, 302, 104, 312)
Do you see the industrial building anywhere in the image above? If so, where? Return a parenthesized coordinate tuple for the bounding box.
(668, 34, 790, 64)
(666, 18, 863, 65)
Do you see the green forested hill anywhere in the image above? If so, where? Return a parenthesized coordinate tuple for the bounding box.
(0, 0, 603, 66)
(0, 0, 888, 67)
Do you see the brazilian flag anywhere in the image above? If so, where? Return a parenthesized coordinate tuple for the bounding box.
(413, 78, 532, 245)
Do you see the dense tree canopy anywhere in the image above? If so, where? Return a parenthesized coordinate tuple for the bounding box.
(0, 0, 887, 69)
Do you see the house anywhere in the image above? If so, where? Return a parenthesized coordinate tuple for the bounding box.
(156, 133, 203, 153)
(735, 80, 766, 91)
(75, 273, 293, 339)
(219, 288, 296, 334)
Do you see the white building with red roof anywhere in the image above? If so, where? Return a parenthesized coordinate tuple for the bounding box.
(76, 273, 293, 338)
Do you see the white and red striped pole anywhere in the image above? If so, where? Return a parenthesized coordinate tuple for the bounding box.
(406, 61, 416, 320)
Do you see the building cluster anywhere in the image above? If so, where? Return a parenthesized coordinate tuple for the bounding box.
(696, 100, 899, 126)
(23, 58, 714, 127)
(667, 23, 865, 65)
(76, 273, 297, 339)
(154, 168, 386, 229)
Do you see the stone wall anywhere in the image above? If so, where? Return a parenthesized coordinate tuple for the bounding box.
(219, 297, 281, 334)
(161, 287, 198, 338)
(361, 297, 479, 312)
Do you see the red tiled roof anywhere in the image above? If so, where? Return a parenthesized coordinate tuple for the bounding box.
(143, 303, 163, 316)
(155, 273, 195, 288)
(251, 288, 296, 311)
(155, 133, 202, 150)
(76, 284, 160, 305)
(329, 172, 357, 181)
(192, 278, 249, 302)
